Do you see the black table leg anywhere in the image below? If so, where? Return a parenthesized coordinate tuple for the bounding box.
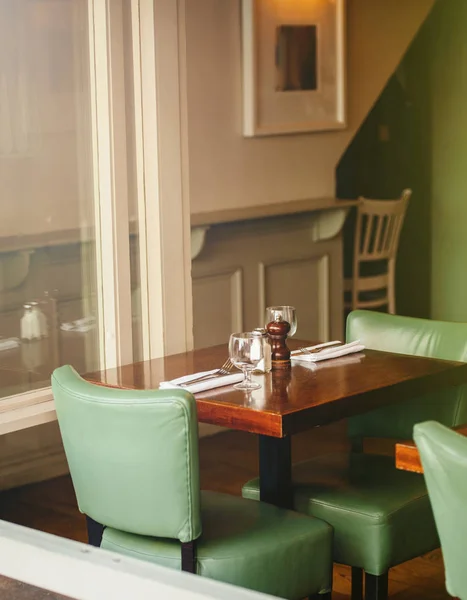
(259, 435, 292, 508)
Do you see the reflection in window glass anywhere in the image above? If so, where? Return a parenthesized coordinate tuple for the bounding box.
(0, 0, 99, 398)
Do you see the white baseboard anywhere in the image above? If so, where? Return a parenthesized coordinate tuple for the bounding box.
(0, 449, 69, 492)
(0, 421, 68, 491)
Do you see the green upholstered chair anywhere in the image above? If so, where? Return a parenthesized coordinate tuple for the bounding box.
(414, 421, 467, 600)
(52, 365, 333, 600)
(243, 310, 467, 600)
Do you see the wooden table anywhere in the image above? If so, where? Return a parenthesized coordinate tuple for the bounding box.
(86, 340, 467, 508)
(395, 424, 467, 473)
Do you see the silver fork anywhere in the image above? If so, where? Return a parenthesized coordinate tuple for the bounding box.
(186, 358, 235, 385)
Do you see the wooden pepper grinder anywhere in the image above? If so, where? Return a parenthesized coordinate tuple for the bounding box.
(266, 316, 291, 370)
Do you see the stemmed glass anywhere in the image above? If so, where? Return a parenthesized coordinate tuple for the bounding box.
(265, 306, 297, 337)
(229, 333, 263, 390)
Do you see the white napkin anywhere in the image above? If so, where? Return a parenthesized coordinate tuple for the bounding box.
(160, 369, 243, 394)
(314, 354, 364, 369)
(61, 316, 96, 333)
(291, 340, 365, 363)
(0, 337, 20, 352)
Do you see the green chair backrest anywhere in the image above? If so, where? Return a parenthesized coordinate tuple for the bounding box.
(414, 421, 467, 599)
(52, 365, 201, 543)
(346, 311, 467, 440)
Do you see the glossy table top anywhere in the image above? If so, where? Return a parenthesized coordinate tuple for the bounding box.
(86, 340, 467, 438)
(395, 424, 467, 473)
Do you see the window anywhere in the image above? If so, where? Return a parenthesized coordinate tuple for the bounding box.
(0, 0, 192, 423)
(0, 0, 139, 403)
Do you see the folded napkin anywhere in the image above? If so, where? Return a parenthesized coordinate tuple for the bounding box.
(0, 337, 20, 352)
(160, 369, 243, 394)
(313, 354, 364, 369)
(61, 316, 96, 333)
(291, 340, 365, 363)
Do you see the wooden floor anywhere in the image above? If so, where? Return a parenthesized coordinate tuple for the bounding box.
(0, 576, 70, 600)
(0, 422, 450, 599)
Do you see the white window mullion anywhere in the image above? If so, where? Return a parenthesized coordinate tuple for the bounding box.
(131, 0, 193, 360)
(130, 0, 165, 361)
(154, 0, 194, 356)
(88, 0, 133, 370)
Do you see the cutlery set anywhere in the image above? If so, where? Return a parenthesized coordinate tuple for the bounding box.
(297, 340, 344, 354)
(163, 307, 365, 391)
(183, 358, 235, 385)
(165, 341, 365, 390)
(293, 340, 362, 356)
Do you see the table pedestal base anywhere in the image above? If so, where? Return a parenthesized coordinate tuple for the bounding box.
(259, 435, 292, 509)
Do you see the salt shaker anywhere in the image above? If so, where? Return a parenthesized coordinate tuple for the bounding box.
(30, 301, 48, 338)
(20, 304, 41, 341)
(252, 328, 272, 373)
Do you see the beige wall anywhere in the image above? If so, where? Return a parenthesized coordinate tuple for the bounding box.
(0, 0, 91, 243)
(0, 1, 434, 241)
(185, 0, 434, 217)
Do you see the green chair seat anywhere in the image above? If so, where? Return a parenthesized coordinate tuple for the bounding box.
(102, 490, 332, 599)
(242, 452, 438, 575)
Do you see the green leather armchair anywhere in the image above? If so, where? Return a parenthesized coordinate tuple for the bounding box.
(243, 310, 467, 600)
(52, 365, 334, 600)
(414, 421, 467, 600)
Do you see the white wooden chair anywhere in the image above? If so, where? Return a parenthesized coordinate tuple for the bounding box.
(345, 189, 411, 314)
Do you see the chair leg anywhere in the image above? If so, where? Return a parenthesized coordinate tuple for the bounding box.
(364, 572, 388, 600)
(388, 259, 396, 315)
(181, 541, 197, 574)
(86, 515, 104, 547)
(351, 567, 363, 600)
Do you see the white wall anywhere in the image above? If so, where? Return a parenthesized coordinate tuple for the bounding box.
(185, 0, 434, 217)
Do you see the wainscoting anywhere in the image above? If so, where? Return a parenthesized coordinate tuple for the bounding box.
(191, 210, 346, 438)
(0, 422, 68, 491)
(192, 211, 345, 348)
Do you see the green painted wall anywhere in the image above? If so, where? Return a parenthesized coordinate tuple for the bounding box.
(402, 0, 467, 321)
(338, 0, 467, 322)
(429, 0, 467, 321)
(338, 62, 432, 320)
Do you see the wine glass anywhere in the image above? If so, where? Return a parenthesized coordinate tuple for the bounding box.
(229, 333, 263, 390)
(265, 306, 297, 337)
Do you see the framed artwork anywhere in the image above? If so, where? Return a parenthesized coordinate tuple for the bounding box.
(242, 0, 346, 137)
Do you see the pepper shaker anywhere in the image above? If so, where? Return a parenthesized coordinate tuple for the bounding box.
(266, 316, 291, 370)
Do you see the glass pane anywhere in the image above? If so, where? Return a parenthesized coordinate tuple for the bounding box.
(0, 0, 99, 398)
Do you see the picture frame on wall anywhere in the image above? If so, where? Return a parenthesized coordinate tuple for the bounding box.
(242, 0, 346, 137)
